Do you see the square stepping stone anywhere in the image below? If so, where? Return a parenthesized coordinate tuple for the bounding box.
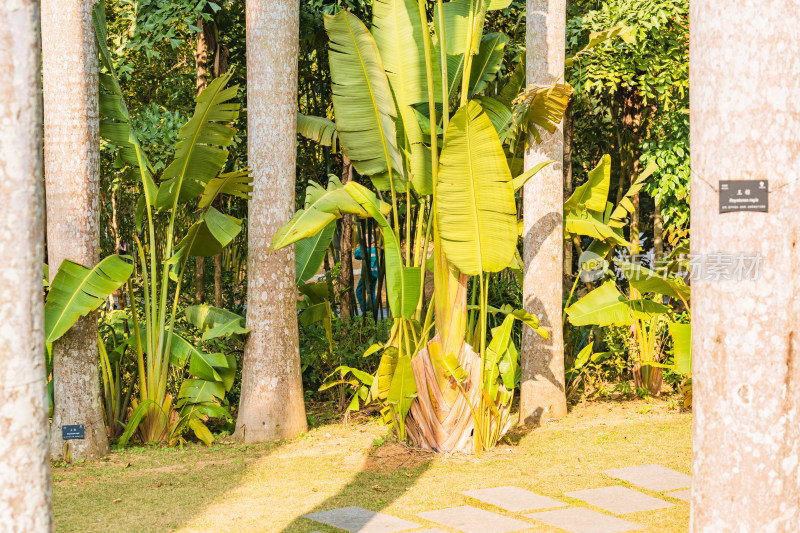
(605, 464, 691, 492)
(461, 486, 567, 512)
(527, 508, 643, 533)
(666, 489, 691, 502)
(418, 505, 531, 533)
(565, 486, 673, 515)
(302, 507, 419, 533)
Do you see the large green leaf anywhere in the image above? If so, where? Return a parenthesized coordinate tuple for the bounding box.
(496, 52, 525, 108)
(93, 2, 157, 204)
(297, 113, 338, 148)
(510, 83, 572, 146)
(296, 223, 336, 284)
(155, 73, 239, 209)
(325, 10, 405, 191)
(198, 170, 253, 209)
(608, 161, 657, 228)
(169, 331, 204, 367)
(469, 32, 508, 97)
(176, 207, 243, 257)
(178, 378, 226, 405)
(45, 255, 134, 343)
(564, 154, 611, 212)
(271, 177, 375, 251)
(387, 352, 417, 426)
(184, 304, 249, 341)
(565, 209, 630, 246)
(474, 96, 513, 142)
(484, 313, 514, 396)
(436, 101, 517, 275)
(344, 182, 421, 318)
(434, 0, 487, 102)
(188, 350, 236, 390)
(669, 322, 692, 375)
(565, 281, 669, 327)
(616, 261, 691, 303)
(375, 346, 399, 400)
(373, 0, 439, 195)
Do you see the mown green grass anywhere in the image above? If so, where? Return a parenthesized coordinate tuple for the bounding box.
(53, 399, 691, 532)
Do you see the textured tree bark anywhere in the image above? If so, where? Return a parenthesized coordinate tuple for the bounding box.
(194, 20, 209, 305)
(520, 0, 568, 426)
(42, 0, 109, 461)
(234, 0, 307, 443)
(691, 1, 800, 530)
(653, 198, 663, 258)
(0, 2, 53, 530)
(338, 157, 355, 319)
(563, 101, 574, 277)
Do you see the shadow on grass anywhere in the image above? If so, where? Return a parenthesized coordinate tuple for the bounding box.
(52, 440, 283, 533)
(278, 445, 434, 533)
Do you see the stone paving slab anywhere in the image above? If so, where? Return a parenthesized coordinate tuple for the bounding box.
(417, 505, 531, 533)
(604, 464, 691, 492)
(666, 489, 691, 502)
(302, 507, 419, 533)
(566, 486, 673, 514)
(461, 486, 568, 512)
(527, 508, 643, 533)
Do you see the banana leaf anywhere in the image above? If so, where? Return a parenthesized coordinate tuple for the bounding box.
(198, 170, 253, 209)
(45, 255, 134, 343)
(296, 223, 336, 284)
(564, 154, 611, 213)
(616, 261, 691, 304)
(345, 182, 421, 318)
(184, 304, 249, 341)
(469, 33, 508, 97)
(565, 281, 670, 327)
(176, 207, 243, 257)
(271, 177, 377, 251)
(325, 10, 406, 191)
(436, 101, 517, 275)
(155, 73, 240, 210)
(297, 113, 338, 148)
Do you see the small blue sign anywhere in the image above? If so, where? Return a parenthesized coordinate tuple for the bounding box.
(62, 424, 85, 440)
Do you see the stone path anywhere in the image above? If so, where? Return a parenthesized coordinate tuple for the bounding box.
(301, 463, 690, 532)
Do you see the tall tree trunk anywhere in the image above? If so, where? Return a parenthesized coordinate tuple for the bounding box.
(212, 28, 228, 309)
(235, 0, 306, 443)
(338, 156, 355, 319)
(42, 0, 109, 461)
(194, 18, 209, 304)
(0, 2, 53, 529)
(653, 197, 663, 258)
(563, 101, 574, 276)
(691, 1, 800, 529)
(520, 0, 568, 426)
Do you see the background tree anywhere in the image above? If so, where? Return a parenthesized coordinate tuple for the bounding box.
(521, 0, 568, 425)
(235, 0, 307, 443)
(0, 0, 53, 529)
(42, 0, 110, 460)
(691, 0, 800, 528)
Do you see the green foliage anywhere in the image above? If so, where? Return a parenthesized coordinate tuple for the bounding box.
(94, 3, 250, 447)
(45, 256, 134, 344)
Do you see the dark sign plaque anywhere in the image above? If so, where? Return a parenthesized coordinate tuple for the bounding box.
(62, 424, 85, 440)
(719, 180, 768, 213)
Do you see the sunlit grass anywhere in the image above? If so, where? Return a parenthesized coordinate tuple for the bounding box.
(53, 399, 691, 532)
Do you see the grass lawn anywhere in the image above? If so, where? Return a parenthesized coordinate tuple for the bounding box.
(52, 398, 692, 532)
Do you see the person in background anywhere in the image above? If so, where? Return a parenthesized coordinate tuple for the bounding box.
(354, 240, 379, 315)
